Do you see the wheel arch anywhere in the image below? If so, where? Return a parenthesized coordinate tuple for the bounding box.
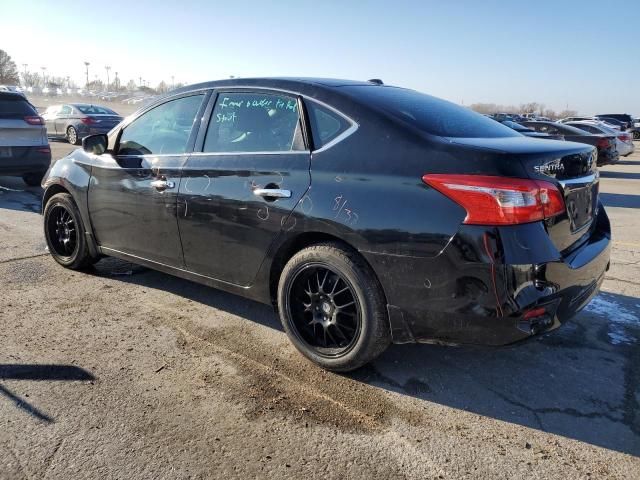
(267, 231, 386, 308)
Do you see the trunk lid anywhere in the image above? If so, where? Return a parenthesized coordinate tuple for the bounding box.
(447, 136, 599, 252)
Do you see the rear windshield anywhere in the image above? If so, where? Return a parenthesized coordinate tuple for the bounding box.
(0, 98, 38, 117)
(343, 86, 520, 138)
(558, 123, 597, 135)
(76, 105, 117, 115)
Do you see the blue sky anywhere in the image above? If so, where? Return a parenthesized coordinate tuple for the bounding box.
(1, 0, 636, 114)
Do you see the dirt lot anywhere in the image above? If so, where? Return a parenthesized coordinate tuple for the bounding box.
(1, 141, 639, 479)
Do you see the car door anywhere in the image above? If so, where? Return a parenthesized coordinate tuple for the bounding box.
(87, 91, 209, 267)
(55, 105, 72, 136)
(177, 90, 311, 286)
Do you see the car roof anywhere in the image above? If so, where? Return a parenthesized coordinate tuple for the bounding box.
(0, 91, 28, 101)
(173, 77, 383, 96)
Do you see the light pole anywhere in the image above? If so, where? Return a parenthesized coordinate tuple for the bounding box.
(171, 75, 174, 90)
(40, 67, 47, 87)
(21, 64, 28, 86)
(114, 71, 119, 90)
(105, 65, 111, 91)
(84, 61, 90, 87)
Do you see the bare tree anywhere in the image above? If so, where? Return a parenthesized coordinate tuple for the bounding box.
(558, 109, 578, 119)
(0, 49, 20, 84)
(156, 80, 168, 94)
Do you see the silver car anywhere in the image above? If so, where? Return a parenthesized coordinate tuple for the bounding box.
(42, 103, 123, 145)
(0, 91, 51, 186)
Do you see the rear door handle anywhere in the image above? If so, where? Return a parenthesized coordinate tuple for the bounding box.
(150, 179, 175, 191)
(253, 188, 291, 199)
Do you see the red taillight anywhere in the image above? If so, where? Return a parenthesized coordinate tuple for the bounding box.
(523, 307, 547, 320)
(24, 116, 44, 125)
(422, 174, 565, 225)
(36, 146, 51, 154)
(81, 117, 96, 125)
(596, 137, 610, 149)
(618, 134, 630, 142)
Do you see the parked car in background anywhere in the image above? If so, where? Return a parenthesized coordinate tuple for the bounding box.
(566, 121, 635, 157)
(522, 121, 619, 165)
(596, 114, 633, 130)
(0, 91, 51, 185)
(632, 118, 640, 140)
(558, 116, 595, 124)
(41, 77, 611, 371)
(497, 119, 562, 139)
(41, 104, 123, 145)
(595, 117, 626, 131)
(0, 85, 26, 97)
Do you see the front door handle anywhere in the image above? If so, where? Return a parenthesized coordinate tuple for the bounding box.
(150, 178, 175, 191)
(253, 188, 291, 199)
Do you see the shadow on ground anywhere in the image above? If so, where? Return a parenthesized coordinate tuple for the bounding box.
(93, 258, 640, 456)
(0, 364, 95, 423)
(600, 192, 640, 209)
(0, 176, 42, 213)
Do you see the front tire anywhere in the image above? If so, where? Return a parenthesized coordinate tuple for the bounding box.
(44, 193, 94, 269)
(277, 242, 390, 372)
(66, 126, 80, 145)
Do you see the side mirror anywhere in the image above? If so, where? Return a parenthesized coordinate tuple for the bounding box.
(82, 134, 108, 155)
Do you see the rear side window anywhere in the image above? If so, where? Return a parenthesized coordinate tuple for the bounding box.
(203, 92, 305, 153)
(118, 94, 204, 155)
(342, 86, 520, 138)
(0, 98, 37, 118)
(59, 105, 72, 115)
(306, 101, 351, 149)
(77, 105, 117, 115)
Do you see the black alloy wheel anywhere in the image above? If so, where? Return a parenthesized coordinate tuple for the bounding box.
(278, 243, 391, 371)
(46, 204, 77, 259)
(44, 193, 95, 269)
(287, 264, 361, 356)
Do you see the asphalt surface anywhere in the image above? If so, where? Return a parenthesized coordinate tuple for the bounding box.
(0, 140, 639, 479)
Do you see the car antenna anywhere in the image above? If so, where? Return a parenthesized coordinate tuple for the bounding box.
(368, 78, 384, 85)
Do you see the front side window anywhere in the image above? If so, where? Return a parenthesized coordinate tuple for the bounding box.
(118, 94, 204, 155)
(203, 92, 305, 153)
(59, 105, 72, 115)
(306, 101, 351, 149)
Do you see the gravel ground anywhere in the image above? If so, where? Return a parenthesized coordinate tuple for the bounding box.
(0, 142, 639, 479)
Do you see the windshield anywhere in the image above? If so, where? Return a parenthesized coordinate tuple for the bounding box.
(343, 86, 520, 138)
(76, 105, 117, 115)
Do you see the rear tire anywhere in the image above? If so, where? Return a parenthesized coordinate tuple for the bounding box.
(22, 172, 44, 187)
(633, 130, 640, 140)
(277, 242, 390, 372)
(66, 126, 80, 145)
(44, 193, 94, 269)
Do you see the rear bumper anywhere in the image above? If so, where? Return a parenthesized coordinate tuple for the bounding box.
(364, 205, 611, 346)
(0, 146, 52, 176)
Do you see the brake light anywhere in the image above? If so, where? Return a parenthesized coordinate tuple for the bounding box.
(36, 146, 51, 154)
(81, 117, 96, 125)
(24, 116, 44, 125)
(618, 134, 630, 142)
(596, 137, 611, 149)
(422, 174, 565, 225)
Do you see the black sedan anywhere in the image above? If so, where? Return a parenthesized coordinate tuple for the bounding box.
(522, 121, 619, 166)
(41, 78, 611, 371)
(41, 103, 123, 145)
